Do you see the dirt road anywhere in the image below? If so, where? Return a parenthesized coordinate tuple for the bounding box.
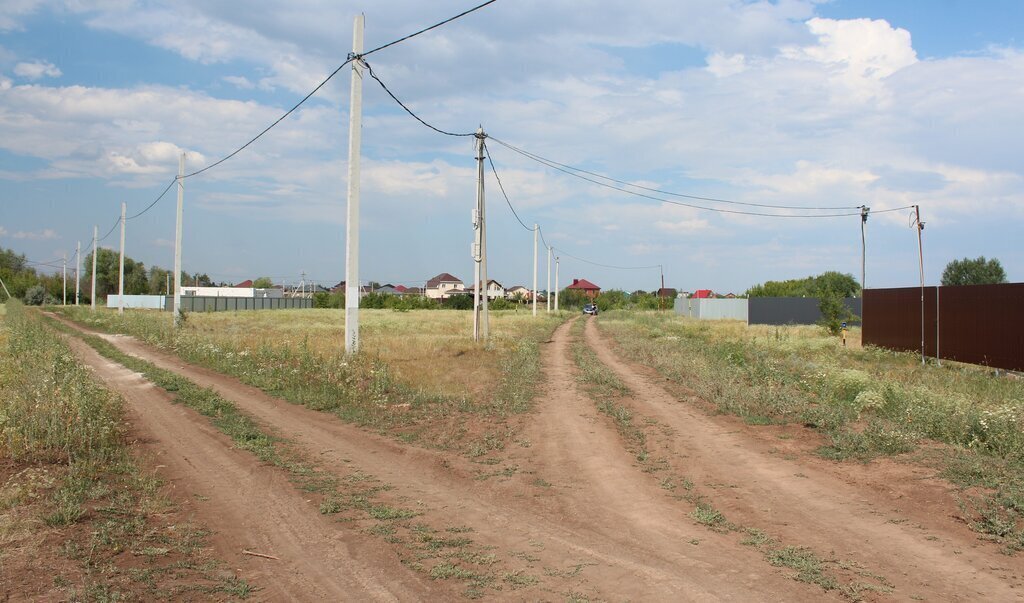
(55, 312, 1024, 601)
(583, 315, 1024, 601)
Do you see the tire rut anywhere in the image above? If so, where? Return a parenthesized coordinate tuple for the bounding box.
(583, 315, 1024, 601)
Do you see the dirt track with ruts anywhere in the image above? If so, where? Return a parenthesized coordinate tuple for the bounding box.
(56, 313, 1024, 601)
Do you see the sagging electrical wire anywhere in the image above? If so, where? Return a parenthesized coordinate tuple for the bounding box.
(126, 177, 178, 220)
(482, 140, 533, 231)
(489, 136, 915, 218)
(365, 62, 476, 137)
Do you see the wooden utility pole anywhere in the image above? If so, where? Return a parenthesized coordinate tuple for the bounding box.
(344, 14, 364, 354)
(173, 153, 185, 326)
(90, 225, 97, 311)
(118, 202, 126, 314)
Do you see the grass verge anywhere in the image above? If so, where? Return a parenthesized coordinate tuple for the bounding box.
(1, 300, 252, 600)
(597, 310, 1024, 553)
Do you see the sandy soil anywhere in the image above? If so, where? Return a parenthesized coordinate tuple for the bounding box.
(52, 312, 1024, 601)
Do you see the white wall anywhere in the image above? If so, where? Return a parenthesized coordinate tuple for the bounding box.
(106, 294, 166, 309)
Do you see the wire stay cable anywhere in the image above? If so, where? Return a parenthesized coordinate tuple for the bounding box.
(365, 62, 476, 137)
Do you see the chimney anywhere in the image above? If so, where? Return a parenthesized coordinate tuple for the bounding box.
(572, 279, 579, 285)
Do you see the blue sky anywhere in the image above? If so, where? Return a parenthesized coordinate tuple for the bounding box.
(1, 1, 1021, 294)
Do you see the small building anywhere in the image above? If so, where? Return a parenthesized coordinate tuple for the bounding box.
(426, 273, 465, 300)
(566, 278, 601, 300)
(657, 287, 678, 298)
(692, 289, 714, 299)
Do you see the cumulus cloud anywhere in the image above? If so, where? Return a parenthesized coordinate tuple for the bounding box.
(13, 60, 62, 79)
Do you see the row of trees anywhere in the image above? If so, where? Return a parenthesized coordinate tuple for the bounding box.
(1, 246, 213, 305)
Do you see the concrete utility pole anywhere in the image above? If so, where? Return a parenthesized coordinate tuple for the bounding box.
(479, 128, 489, 341)
(173, 152, 185, 326)
(472, 127, 489, 342)
(554, 256, 560, 311)
(118, 202, 126, 314)
(913, 205, 925, 366)
(0, 276, 10, 301)
(75, 241, 80, 305)
(90, 226, 97, 311)
(546, 245, 552, 313)
(62, 255, 67, 305)
(532, 224, 538, 316)
(660, 265, 666, 311)
(860, 206, 869, 292)
(344, 13, 364, 354)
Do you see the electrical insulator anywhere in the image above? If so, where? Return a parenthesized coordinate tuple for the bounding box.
(472, 208, 479, 227)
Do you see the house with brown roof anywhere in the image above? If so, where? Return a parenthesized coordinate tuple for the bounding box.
(425, 273, 465, 300)
(505, 285, 532, 302)
(566, 278, 601, 300)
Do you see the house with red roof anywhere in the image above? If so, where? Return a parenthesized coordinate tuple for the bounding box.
(566, 278, 601, 300)
(692, 289, 714, 299)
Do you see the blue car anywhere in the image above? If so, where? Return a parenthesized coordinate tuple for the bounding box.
(583, 303, 599, 315)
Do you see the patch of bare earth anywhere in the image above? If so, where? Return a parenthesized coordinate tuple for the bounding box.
(583, 315, 1024, 601)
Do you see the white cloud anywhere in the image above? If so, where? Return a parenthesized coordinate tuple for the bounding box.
(7, 228, 58, 240)
(222, 75, 254, 89)
(0, 0, 44, 32)
(706, 53, 748, 77)
(13, 60, 62, 79)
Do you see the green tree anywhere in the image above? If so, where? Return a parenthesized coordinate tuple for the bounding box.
(252, 276, 274, 289)
(82, 249, 150, 297)
(746, 271, 860, 298)
(941, 256, 1008, 286)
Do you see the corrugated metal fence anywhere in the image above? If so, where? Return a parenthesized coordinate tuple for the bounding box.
(863, 283, 1024, 371)
(166, 296, 312, 312)
(748, 297, 862, 326)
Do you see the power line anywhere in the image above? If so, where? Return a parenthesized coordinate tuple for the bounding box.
(96, 216, 121, 244)
(66, 3, 501, 247)
(361, 0, 499, 57)
(126, 177, 178, 220)
(364, 62, 475, 137)
(182, 1, 498, 179)
(553, 247, 661, 271)
(183, 58, 354, 179)
(490, 136, 860, 211)
(488, 137, 891, 218)
(482, 140, 533, 231)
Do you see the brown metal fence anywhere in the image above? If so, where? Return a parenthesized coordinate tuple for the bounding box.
(863, 283, 1024, 371)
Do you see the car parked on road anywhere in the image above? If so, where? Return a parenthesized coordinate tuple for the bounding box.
(583, 303, 599, 315)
